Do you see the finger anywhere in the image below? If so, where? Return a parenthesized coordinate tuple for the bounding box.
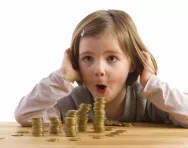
(142, 51, 151, 60)
(64, 48, 71, 54)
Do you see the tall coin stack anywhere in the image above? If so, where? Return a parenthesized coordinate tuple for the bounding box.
(93, 97, 106, 133)
(32, 117, 44, 136)
(77, 103, 91, 132)
(64, 116, 77, 137)
(49, 116, 62, 135)
(66, 110, 78, 133)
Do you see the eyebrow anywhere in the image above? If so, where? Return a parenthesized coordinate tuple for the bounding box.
(79, 51, 93, 56)
(79, 50, 123, 56)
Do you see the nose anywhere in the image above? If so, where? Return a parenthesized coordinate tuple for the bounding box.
(94, 63, 105, 77)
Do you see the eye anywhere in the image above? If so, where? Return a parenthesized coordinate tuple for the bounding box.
(83, 56, 94, 62)
(107, 56, 117, 62)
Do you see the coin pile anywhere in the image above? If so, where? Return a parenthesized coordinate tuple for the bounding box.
(77, 103, 91, 132)
(105, 119, 133, 127)
(68, 137, 81, 141)
(92, 134, 104, 139)
(105, 119, 122, 126)
(64, 116, 77, 137)
(46, 138, 59, 142)
(93, 97, 106, 133)
(49, 116, 62, 134)
(11, 133, 23, 137)
(31, 117, 44, 136)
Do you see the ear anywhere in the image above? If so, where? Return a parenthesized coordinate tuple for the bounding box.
(129, 62, 136, 73)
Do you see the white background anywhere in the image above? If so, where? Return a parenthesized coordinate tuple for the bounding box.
(0, 0, 188, 122)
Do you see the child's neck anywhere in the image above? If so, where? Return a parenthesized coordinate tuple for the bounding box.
(105, 87, 126, 120)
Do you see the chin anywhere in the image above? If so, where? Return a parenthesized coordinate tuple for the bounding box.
(90, 91, 105, 100)
(104, 98, 112, 104)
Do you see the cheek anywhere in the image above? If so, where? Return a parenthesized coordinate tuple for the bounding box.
(79, 64, 92, 79)
(109, 66, 130, 83)
(79, 61, 84, 72)
(111, 73, 128, 83)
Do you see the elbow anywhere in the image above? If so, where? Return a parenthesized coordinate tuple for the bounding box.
(170, 114, 188, 128)
(14, 109, 32, 127)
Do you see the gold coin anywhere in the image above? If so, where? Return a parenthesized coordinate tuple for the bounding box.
(105, 134, 115, 137)
(110, 131, 119, 135)
(68, 137, 81, 141)
(115, 130, 127, 133)
(92, 135, 104, 139)
(0, 136, 4, 140)
(11, 133, 23, 136)
(46, 138, 59, 142)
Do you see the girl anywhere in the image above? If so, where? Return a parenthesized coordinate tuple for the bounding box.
(15, 9, 188, 127)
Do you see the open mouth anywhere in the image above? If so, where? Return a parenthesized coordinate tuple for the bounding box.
(96, 84, 107, 93)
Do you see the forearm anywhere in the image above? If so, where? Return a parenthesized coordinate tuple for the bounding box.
(142, 75, 188, 127)
(14, 70, 73, 126)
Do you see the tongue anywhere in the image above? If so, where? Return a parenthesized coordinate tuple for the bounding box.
(96, 85, 106, 93)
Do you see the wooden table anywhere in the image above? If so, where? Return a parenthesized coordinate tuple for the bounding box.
(0, 122, 188, 148)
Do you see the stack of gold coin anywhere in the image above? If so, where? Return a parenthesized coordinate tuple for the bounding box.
(66, 110, 78, 133)
(32, 118, 44, 136)
(93, 97, 106, 133)
(64, 117, 77, 137)
(77, 103, 91, 132)
(49, 116, 62, 134)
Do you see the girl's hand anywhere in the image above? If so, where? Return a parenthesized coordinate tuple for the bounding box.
(139, 51, 155, 87)
(60, 48, 82, 82)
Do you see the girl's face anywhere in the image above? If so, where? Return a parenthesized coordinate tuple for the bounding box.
(79, 33, 135, 103)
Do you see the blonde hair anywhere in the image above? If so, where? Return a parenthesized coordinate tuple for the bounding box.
(70, 9, 158, 85)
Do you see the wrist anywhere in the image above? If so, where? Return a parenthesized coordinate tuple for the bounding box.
(141, 73, 153, 88)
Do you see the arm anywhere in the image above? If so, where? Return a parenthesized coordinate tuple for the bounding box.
(142, 75, 188, 128)
(14, 70, 73, 126)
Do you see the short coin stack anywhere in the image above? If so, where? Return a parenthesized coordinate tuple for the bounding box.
(32, 117, 44, 136)
(49, 116, 62, 135)
(65, 110, 78, 133)
(77, 103, 91, 132)
(93, 97, 106, 133)
(64, 116, 77, 137)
